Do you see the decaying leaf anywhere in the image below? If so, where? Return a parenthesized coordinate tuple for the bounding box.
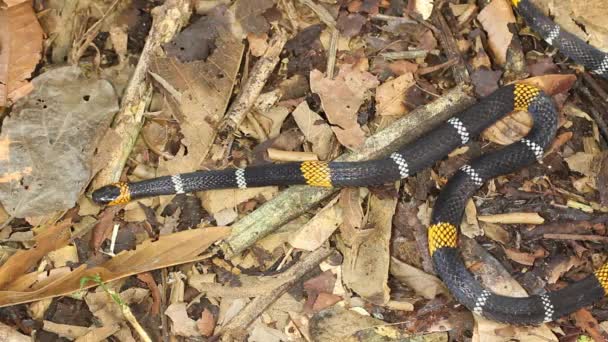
(0, 66, 117, 217)
(150, 11, 244, 175)
(310, 65, 379, 150)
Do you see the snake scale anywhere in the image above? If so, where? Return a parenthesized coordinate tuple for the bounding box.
(93, 0, 608, 325)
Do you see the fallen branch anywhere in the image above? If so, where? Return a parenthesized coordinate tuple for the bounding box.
(218, 245, 333, 338)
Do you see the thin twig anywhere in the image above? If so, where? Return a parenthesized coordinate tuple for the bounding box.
(326, 28, 339, 79)
(214, 30, 288, 162)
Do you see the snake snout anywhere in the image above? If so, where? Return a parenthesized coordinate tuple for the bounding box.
(92, 185, 121, 205)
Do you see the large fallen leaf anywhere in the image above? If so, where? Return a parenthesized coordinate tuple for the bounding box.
(150, 9, 244, 175)
(0, 66, 118, 217)
(310, 65, 379, 150)
(0, 2, 44, 106)
(0, 227, 230, 307)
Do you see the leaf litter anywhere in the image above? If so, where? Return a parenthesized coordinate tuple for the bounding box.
(0, 0, 607, 341)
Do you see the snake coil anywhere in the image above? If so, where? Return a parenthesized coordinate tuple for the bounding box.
(93, 0, 608, 325)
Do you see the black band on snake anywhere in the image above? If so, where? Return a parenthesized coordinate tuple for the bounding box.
(92, 0, 608, 325)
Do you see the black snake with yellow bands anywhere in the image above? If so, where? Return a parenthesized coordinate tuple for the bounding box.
(93, 0, 608, 325)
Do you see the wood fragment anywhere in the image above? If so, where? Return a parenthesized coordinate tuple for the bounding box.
(380, 50, 439, 60)
(478, 212, 545, 225)
(221, 85, 475, 257)
(542, 233, 608, 242)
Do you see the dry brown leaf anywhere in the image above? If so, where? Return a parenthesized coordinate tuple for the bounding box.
(550, 0, 608, 51)
(481, 222, 510, 244)
(166, 303, 200, 337)
(288, 196, 342, 251)
(461, 198, 482, 238)
(312, 293, 342, 312)
(0, 321, 32, 342)
(198, 308, 216, 336)
(389, 257, 448, 300)
(0, 227, 230, 307)
(338, 188, 365, 245)
(477, 0, 515, 66)
(0, 2, 44, 106)
(42, 321, 90, 340)
(310, 65, 379, 150)
(247, 32, 269, 57)
(291, 101, 336, 160)
(375, 73, 415, 116)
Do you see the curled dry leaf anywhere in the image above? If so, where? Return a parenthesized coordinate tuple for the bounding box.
(291, 101, 335, 160)
(477, 0, 515, 66)
(310, 65, 379, 150)
(503, 247, 546, 266)
(0, 2, 44, 106)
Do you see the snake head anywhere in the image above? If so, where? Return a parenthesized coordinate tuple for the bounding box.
(92, 182, 131, 205)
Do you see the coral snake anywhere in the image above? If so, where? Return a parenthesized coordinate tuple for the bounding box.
(93, 0, 608, 325)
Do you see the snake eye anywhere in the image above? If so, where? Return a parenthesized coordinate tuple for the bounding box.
(92, 185, 123, 205)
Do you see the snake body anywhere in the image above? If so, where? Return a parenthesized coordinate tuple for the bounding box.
(92, 0, 608, 325)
